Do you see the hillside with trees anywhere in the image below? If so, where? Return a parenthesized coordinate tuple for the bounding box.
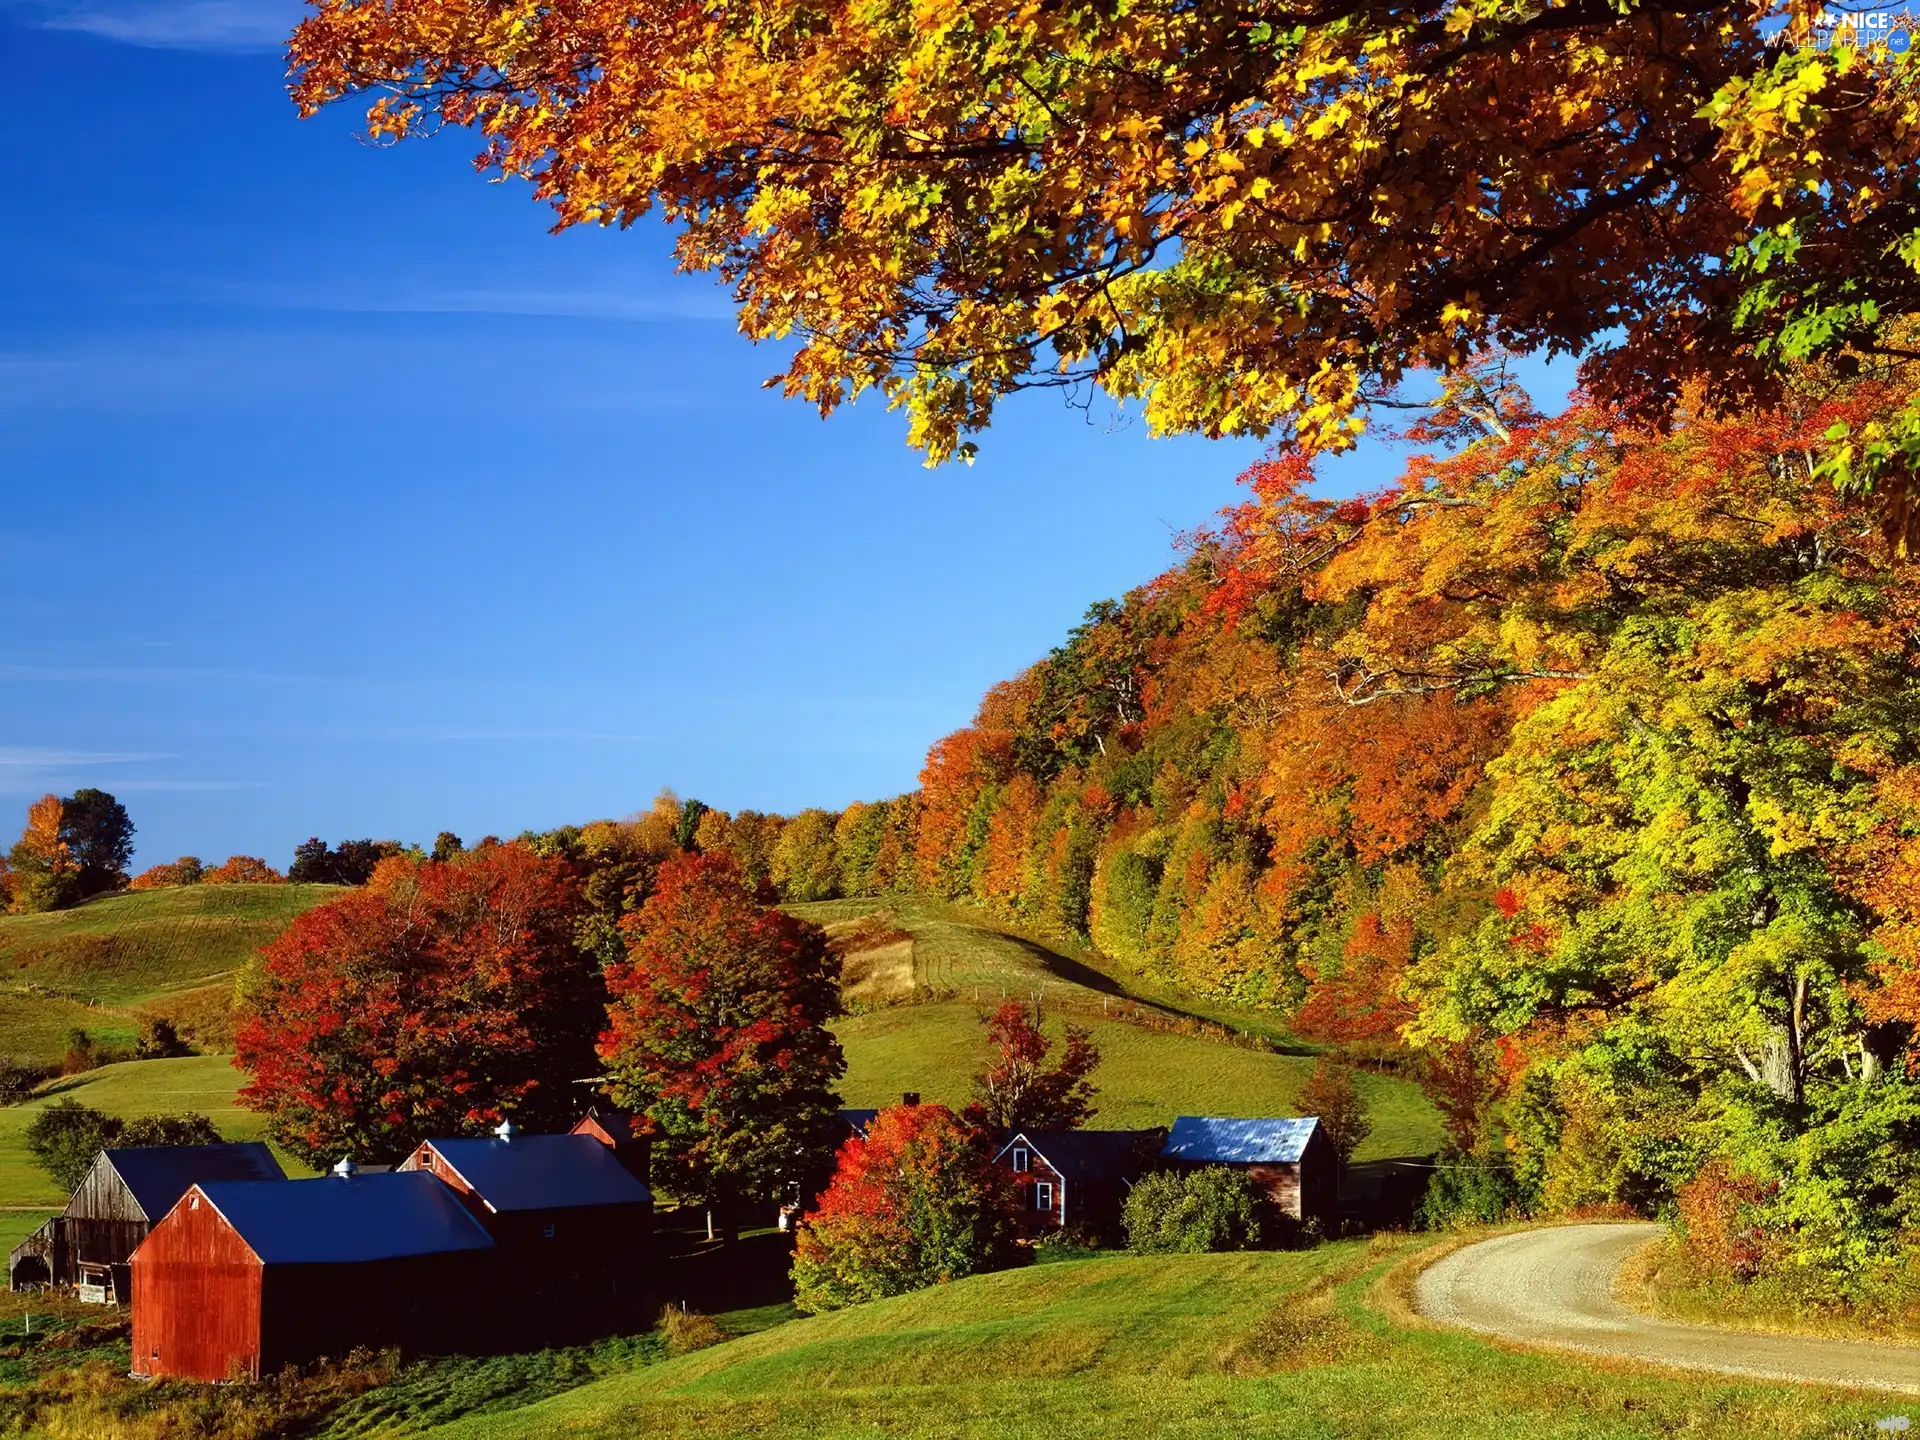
(680, 361, 1920, 1303)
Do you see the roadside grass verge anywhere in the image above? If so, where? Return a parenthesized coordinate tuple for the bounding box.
(1621, 1235, 1920, 1347)
(412, 1235, 1899, 1440)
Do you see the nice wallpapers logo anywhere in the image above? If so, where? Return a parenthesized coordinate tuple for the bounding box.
(1771, 5, 1918, 53)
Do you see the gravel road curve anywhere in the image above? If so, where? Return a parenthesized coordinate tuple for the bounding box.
(1415, 1223, 1920, 1395)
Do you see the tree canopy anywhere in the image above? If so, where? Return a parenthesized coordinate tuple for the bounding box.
(290, 0, 1920, 508)
(236, 843, 605, 1165)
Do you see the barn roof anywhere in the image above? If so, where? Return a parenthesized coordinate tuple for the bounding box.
(1160, 1116, 1320, 1165)
(186, 1172, 495, 1265)
(90, 1143, 286, 1222)
(419, 1134, 654, 1212)
(999, 1130, 1157, 1186)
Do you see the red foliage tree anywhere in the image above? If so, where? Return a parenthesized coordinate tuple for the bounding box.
(964, 1001, 1099, 1135)
(203, 855, 286, 885)
(235, 844, 603, 1166)
(600, 851, 845, 1224)
(791, 1103, 1023, 1312)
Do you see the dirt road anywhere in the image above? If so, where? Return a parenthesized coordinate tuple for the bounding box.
(1415, 1222, 1920, 1395)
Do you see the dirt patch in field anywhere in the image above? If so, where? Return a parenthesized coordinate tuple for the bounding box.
(828, 914, 917, 1006)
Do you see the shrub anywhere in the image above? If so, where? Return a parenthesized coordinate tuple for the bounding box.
(658, 1305, 726, 1355)
(1673, 1158, 1780, 1282)
(135, 1016, 192, 1060)
(120, 1113, 222, 1148)
(26, 1101, 123, 1193)
(1124, 1167, 1268, 1254)
(24, 1101, 223, 1194)
(1416, 1150, 1524, 1229)
(204, 855, 286, 885)
(792, 1103, 1024, 1313)
(129, 856, 203, 890)
(0, 1058, 41, 1106)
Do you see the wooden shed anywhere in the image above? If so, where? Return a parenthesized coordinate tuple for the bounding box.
(10, 1142, 284, 1301)
(1160, 1116, 1336, 1225)
(399, 1130, 653, 1327)
(130, 1171, 495, 1382)
(993, 1130, 1160, 1242)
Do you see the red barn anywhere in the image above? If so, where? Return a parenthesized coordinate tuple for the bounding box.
(130, 1171, 495, 1381)
(399, 1129, 652, 1328)
(992, 1130, 1159, 1242)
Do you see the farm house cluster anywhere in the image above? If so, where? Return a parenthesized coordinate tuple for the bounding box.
(10, 1107, 653, 1381)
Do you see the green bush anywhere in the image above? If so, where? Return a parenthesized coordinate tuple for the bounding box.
(1416, 1151, 1524, 1230)
(1124, 1167, 1267, 1254)
(25, 1101, 223, 1194)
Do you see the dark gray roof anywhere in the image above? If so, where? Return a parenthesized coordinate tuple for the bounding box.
(837, 1109, 879, 1137)
(1161, 1116, 1319, 1165)
(998, 1130, 1157, 1186)
(92, 1143, 285, 1222)
(420, 1134, 654, 1212)
(187, 1173, 495, 1265)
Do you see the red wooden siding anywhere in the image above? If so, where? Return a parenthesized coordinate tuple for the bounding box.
(131, 1191, 263, 1382)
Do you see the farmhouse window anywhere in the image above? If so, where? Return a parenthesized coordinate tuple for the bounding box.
(1034, 1182, 1054, 1213)
(1012, 1148, 1029, 1173)
(543, 1221, 557, 1239)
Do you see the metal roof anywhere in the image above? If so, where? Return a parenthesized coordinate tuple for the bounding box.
(185, 1172, 495, 1265)
(1160, 1116, 1320, 1165)
(93, 1143, 286, 1222)
(417, 1134, 654, 1212)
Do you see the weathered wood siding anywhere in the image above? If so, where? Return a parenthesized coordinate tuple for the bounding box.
(1237, 1130, 1334, 1224)
(130, 1192, 263, 1382)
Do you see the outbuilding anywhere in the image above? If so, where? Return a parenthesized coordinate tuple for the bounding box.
(399, 1129, 653, 1320)
(10, 1142, 284, 1300)
(1159, 1116, 1335, 1224)
(570, 1104, 651, 1187)
(129, 1170, 495, 1381)
(993, 1130, 1159, 1241)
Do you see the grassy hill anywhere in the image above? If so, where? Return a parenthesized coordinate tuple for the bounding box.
(803, 898, 1440, 1162)
(404, 1237, 1877, 1440)
(0, 884, 341, 1061)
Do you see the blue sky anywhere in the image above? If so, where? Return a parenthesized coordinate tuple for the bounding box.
(0, 4, 1570, 870)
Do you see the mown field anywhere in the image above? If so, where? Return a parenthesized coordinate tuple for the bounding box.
(0, 884, 340, 1062)
(798, 897, 1441, 1162)
(0, 888, 1439, 1224)
(408, 1236, 1887, 1440)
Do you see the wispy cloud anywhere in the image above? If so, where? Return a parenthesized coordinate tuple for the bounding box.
(0, 747, 171, 769)
(25, 0, 298, 49)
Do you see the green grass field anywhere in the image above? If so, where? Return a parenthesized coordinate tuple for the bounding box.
(411, 1237, 1886, 1440)
(800, 897, 1441, 1162)
(0, 884, 340, 1061)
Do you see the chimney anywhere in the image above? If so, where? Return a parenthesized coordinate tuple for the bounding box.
(902, 1092, 921, 1107)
